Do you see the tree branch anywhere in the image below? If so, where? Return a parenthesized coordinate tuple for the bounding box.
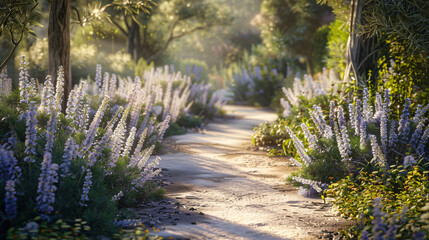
(110, 17, 128, 36)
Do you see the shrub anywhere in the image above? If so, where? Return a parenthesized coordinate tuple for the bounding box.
(326, 165, 429, 239)
(286, 88, 429, 193)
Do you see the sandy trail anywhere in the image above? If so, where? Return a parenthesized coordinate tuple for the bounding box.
(138, 105, 347, 240)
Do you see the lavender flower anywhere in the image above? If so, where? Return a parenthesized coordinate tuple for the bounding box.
(360, 120, 367, 149)
(289, 157, 303, 168)
(372, 198, 387, 239)
(354, 99, 362, 136)
(19, 55, 30, 103)
(329, 101, 336, 129)
(55, 66, 64, 113)
(0, 144, 21, 182)
(37, 112, 59, 219)
(300, 123, 317, 149)
(40, 75, 55, 114)
(102, 72, 110, 96)
(285, 126, 312, 166)
(24, 102, 38, 163)
(60, 137, 75, 177)
(79, 168, 92, 207)
(363, 88, 373, 122)
(122, 127, 136, 157)
(83, 96, 110, 148)
(412, 104, 422, 123)
(370, 135, 386, 167)
(398, 98, 411, 143)
(380, 110, 388, 154)
(292, 176, 329, 193)
(417, 127, 429, 155)
(348, 103, 354, 128)
(383, 89, 390, 115)
(111, 191, 124, 202)
(337, 106, 346, 129)
(5, 179, 17, 218)
(157, 115, 171, 140)
(388, 120, 398, 148)
(410, 121, 424, 147)
(403, 155, 416, 167)
(36, 155, 59, 218)
(95, 64, 102, 94)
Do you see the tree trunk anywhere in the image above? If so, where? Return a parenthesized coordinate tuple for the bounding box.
(127, 20, 141, 62)
(48, 0, 71, 112)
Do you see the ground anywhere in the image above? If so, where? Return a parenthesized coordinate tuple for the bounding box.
(136, 105, 349, 240)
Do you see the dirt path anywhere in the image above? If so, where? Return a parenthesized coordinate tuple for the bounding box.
(137, 105, 348, 240)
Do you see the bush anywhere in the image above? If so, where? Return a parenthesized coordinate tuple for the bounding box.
(326, 165, 429, 239)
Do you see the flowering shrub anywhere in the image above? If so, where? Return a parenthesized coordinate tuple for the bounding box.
(0, 56, 200, 237)
(286, 88, 429, 192)
(326, 165, 429, 239)
(228, 64, 284, 106)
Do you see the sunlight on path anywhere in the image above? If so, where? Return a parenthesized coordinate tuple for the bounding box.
(146, 105, 346, 240)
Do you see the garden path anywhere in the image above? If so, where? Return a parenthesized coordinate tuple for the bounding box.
(138, 105, 347, 240)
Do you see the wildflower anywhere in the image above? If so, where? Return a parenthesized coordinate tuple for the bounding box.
(397, 98, 411, 143)
(102, 72, 110, 96)
(0, 144, 21, 181)
(109, 73, 117, 96)
(19, 55, 31, 103)
(380, 110, 388, 154)
(111, 191, 124, 202)
(55, 66, 65, 113)
(24, 102, 38, 163)
(300, 123, 317, 149)
(354, 99, 362, 136)
(122, 127, 136, 157)
(60, 137, 75, 177)
(110, 105, 130, 163)
(403, 155, 416, 167)
(388, 120, 398, 148)
(348, 103, 354, 128)
(360, 120, 367, 149)
(157, 115, 171, 141)
(383, 89, 390, 115)
(285, 126, 312, 166)
(337, 106, 346, 129)
(83, 96, 110, 147)
(371, 198, 387, 239)
(95, 64, 102, 94)
(289, 158, 303, 168)
(362, 88, 373, 122)
(412, 104, 422, 123)
(417, 127, 429, 155)
(5, 179, 17, 218)
(39, 75, 56, 114)
(370, 135, 386, 167)
(292, 176, 329, 193)
(79, 168, 92, 207)
(329, 101, 336, 129)
(410, 121, 424, 147)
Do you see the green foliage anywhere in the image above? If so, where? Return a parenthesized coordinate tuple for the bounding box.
(257, 0, 333, 74)
(325, 19, 348, 78)
(252, 119, 289, 148)
(7, 217, 91, 239)
(0, 0, 42, 72)
(371, 54, 429, 113)
(326, 165, 429, 238)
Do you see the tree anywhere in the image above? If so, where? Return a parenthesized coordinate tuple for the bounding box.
(256, 0, 332, 75)
(48, 0, 71, 111)
(0, 0, 41, 73)
(96, 0, 231, 63)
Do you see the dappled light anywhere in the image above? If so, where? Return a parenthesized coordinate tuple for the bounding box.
(1, 0, 429, 239)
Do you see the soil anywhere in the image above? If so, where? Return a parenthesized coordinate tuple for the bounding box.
(134, 105, 349, 240)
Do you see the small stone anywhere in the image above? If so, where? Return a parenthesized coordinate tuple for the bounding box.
(191, 222, 197, 225)
(198, 212, 204, 215)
